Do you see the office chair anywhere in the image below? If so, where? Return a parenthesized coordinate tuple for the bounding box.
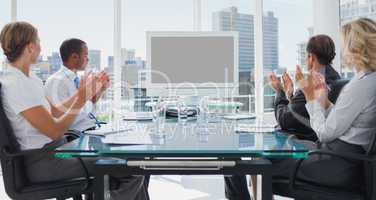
(272, 132, 376, 200)
(328, 79, 350, 104)
(0, 83, 94, 200)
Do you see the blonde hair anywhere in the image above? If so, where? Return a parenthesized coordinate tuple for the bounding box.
(0, 21, 38, 62)
(342, 18, 376, 72)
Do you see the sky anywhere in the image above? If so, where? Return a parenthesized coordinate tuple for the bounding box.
(0, 0, 314, 70)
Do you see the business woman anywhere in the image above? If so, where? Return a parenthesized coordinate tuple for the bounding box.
(273, 17, 376, 191)
(0, 21, 148, 200)
(226, 18, 376, 199)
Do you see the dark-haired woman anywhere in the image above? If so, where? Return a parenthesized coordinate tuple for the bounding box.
(225, 35, 341, 200)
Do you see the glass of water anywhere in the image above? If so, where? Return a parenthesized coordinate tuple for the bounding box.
(152, 98, 166, 135)
(177, 100, 188, 125)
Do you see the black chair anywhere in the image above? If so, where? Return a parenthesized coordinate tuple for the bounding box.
(328, 79, 350, 104)
(0, 83, 93, 200)
(273, 132, 376, 200)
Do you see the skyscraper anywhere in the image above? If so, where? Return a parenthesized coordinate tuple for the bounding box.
(263, 11, 279, 71)
(88, 50, 101, 71)
(212, 7, 279, 96)
(47, 52, 62, 74)
(297, 27, 314, 71)
(341, 0, 376, 23)
(213, 7, 254, 76)
(108, 56, 114, 69)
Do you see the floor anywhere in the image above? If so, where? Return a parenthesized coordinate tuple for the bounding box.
(0, 173, 292, 200)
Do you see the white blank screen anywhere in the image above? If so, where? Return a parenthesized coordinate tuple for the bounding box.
(150, 36, 235, 84)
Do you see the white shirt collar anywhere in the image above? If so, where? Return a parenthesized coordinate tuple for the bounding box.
(354, 69, 373, 80)
(60, 65, 78, 81)
(4, 65, 34, 79)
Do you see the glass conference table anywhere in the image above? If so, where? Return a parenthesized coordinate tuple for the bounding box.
(55, 117, 308, 200)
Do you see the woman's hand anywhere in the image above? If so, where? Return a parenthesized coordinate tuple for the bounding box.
(282, 72, 294, 101)
(267, 73, 283, 92)
(312, 72, 331, 110)
(296, 65, 331, 109)
(296, 65, 315, 102)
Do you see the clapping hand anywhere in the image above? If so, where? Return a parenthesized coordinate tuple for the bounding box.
(91, 71, 110, 103)
(267, 73, 283, 92)
(296, 65, 331, 108)
(77, 74, 104, 103)
(282, 72, 294, 101)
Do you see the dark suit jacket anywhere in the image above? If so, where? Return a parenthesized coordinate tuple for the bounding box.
(274, 65, 341, 141)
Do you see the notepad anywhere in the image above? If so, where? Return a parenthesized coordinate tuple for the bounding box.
(223, 114, 256, 120)
(123, 112, 154, 121)
(85, 124, 132, 136)
(235, 124, 276, 133)
(102, 131, 153, 145)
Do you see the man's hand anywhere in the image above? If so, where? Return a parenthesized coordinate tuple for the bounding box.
(77, 74, 103, 104)
(267, 73, 283, 92)
(91, 71, 110, 103)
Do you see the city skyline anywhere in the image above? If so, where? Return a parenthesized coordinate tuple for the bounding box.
(0, 0, 313, 71)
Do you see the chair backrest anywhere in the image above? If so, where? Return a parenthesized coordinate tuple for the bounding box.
(328, 79, 350, 104)
(0, 83, 29, 197)
(364, 131, 376, 200)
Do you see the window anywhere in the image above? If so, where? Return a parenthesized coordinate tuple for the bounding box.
(18, 0, 114, 81)
(340, 0, 375, 78)
(121, 0, 194, 112)
(263, 0, 314, 111)
(204, 0, 256, 113)
(18, 0, 114, 119)
(0, 0, 11, 71)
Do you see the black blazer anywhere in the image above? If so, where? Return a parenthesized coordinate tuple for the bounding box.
(274, 65, 341, 141)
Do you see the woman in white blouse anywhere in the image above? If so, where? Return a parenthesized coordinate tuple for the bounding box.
(272, 18, 376, 191)
(0, 22, 148, 200)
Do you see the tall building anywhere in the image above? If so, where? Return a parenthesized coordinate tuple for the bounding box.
(341, 0, 376, 23)
(213, 7, 254, 75)
(121, 48, 137, 66)
(297, 27, 314, 71)
(105, 51, 146, 100)
(212, 7, 279, 97)
(108, 56, 114, 69)
(88, 50, 101, 71)
(47, 52, 62, 74)
(263, 11, 279, 71)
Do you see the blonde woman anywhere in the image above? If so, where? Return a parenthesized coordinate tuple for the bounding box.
(231, 18, 376, 199)
(0, 22, 148, 200)
(270, 17, 376, 192)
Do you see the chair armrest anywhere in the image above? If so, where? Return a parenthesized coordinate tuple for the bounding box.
(1, 147, 54, 158)
(64, 130, 82, 142)
(289, 149, 372, 190)
(2, 130, 82, 158)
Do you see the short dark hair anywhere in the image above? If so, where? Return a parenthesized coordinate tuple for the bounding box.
(59, 38, 86, 62)
(306, 35, 336, 66)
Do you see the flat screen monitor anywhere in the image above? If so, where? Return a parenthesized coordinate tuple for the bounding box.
(146, 31, 239, 97)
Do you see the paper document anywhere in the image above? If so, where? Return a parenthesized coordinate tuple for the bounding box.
(236, 124, 276, 133)
(223, 114, 256, 120)
(123, 112, 154, 121)
(85, 124, 132, 136)
(102, 131, 153, 145)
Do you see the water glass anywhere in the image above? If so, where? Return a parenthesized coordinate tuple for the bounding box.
(177, 101, 188, 124)
(152, 100, 166, 134)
